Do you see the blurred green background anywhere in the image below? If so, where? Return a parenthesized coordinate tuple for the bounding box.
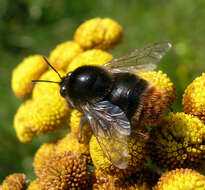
(0, 0, 204, 182)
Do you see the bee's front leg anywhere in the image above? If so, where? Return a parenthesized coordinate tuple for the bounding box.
(78, 115, 88, 143)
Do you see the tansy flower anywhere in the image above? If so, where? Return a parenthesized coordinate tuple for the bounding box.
(74, 18, 123, 50)
(29, 93, 70, 134)
(37, 151, 89, 190)
(11, 55, 47, 99)
(13, 99, 35, 143)
(49, 41, 83, 71)
(153, 168, 205, 190)
(89, 132, 150, 179)
(33, 141, 57, 176)
(0, 173, 27, 190)
(27, 179, 42, 190)
(55, 133, 92, 165)
(182, 73, 205, 123)
(32, 69, 65, 99)
(150, 112, 205, 169)
(66, 49, 113, 72)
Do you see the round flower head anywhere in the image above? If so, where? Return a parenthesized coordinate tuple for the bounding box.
(11, 55, 47, 99)
(69, 109, 92, 144)
(89, 132, 150, 178)
(29, 92, 70, 134)
(66, 49, 113, 72)
(74, 18, 123, 50)
(32, 69, 65, 99)
(0, 173, 27, 190)
(182, 73, 205, 123)
(153, 168, 205, 190)
(38, 151, 89, 190)
(93, 169, 151, 190)
(33, 141, 57, 176)
(150, 112, 205, 169)
(55, 133, 92, 165)
(27, 179, 42, 190)
(13, 99, 35, 143)
(49, 41, 83, 71)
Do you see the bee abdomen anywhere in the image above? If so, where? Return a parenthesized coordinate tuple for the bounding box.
(131, 84, 167, 127)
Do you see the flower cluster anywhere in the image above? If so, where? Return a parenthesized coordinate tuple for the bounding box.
(4, 18, 205, 189)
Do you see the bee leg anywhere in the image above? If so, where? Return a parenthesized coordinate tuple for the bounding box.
(78, 115, 87, 143)
(134, 129, 150, 140)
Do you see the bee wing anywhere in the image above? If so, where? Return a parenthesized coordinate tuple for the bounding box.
(82, 101, 131, 169)
(104, 42, 172, 73)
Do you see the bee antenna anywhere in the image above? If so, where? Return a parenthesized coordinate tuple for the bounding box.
(31, 80, 61, 84)
(42, 56, 63, 80)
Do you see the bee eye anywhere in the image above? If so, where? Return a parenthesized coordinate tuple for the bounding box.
(60, 85, 67, 97)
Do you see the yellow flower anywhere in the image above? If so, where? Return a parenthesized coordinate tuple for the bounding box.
(55, 133, 92, 165)
(32, 69, 65, 99)
(153, 168, 205, 190)
(13, 99, 35, 143)
(74, 18, 123, 50)
(29, 93, 70, 134)
(38, 151, 89, 190)
(11, 55, 47, 99)
(89, 133, 149, 178)
(0, 173, 27, 190)
(67, 49, 113, 72)
(49, 41, 83, 71)
(150, 112, 205, 169)
(182, 73, 205, 123)
(27, 179, 42, 190)
(33, 141, 57, 176)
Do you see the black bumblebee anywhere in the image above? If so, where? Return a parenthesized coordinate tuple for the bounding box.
(33, 42, 172, 169)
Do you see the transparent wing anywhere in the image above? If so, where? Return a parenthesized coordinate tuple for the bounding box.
(104, 42, 172, 73)
(82, 101, 131, 169)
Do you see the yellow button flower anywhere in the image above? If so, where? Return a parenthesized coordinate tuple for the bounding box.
(11, 55, 47, 99)
(67, 49, 113, 72)
(183, 73, 205, 123)
(0, 173, 27, 190)
(27, 179, 42, 190)
(150, 112, 205, 169)
(37, 151, 89, 190)
(49, 41, 83, 71)
(74, 18, 123, 50)
(153, 168, 205, 190)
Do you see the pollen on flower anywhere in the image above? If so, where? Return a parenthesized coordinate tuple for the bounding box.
(182, 73, 205, 123)
(74, 18, 123, 50)
(66, 49, 113, 72)
(49, 41, 83, 71)
(13, 99, 36, 143)
(37, 151, 89, 190)
(89, 133, 149, 179)
(153, 168, 205, 190)
(0, 173, 27, 190)
(150, 112, 205, 169)
(11, 55, 47, 99)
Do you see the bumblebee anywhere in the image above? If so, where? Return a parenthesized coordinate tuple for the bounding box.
(33, 42, 172, 169)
